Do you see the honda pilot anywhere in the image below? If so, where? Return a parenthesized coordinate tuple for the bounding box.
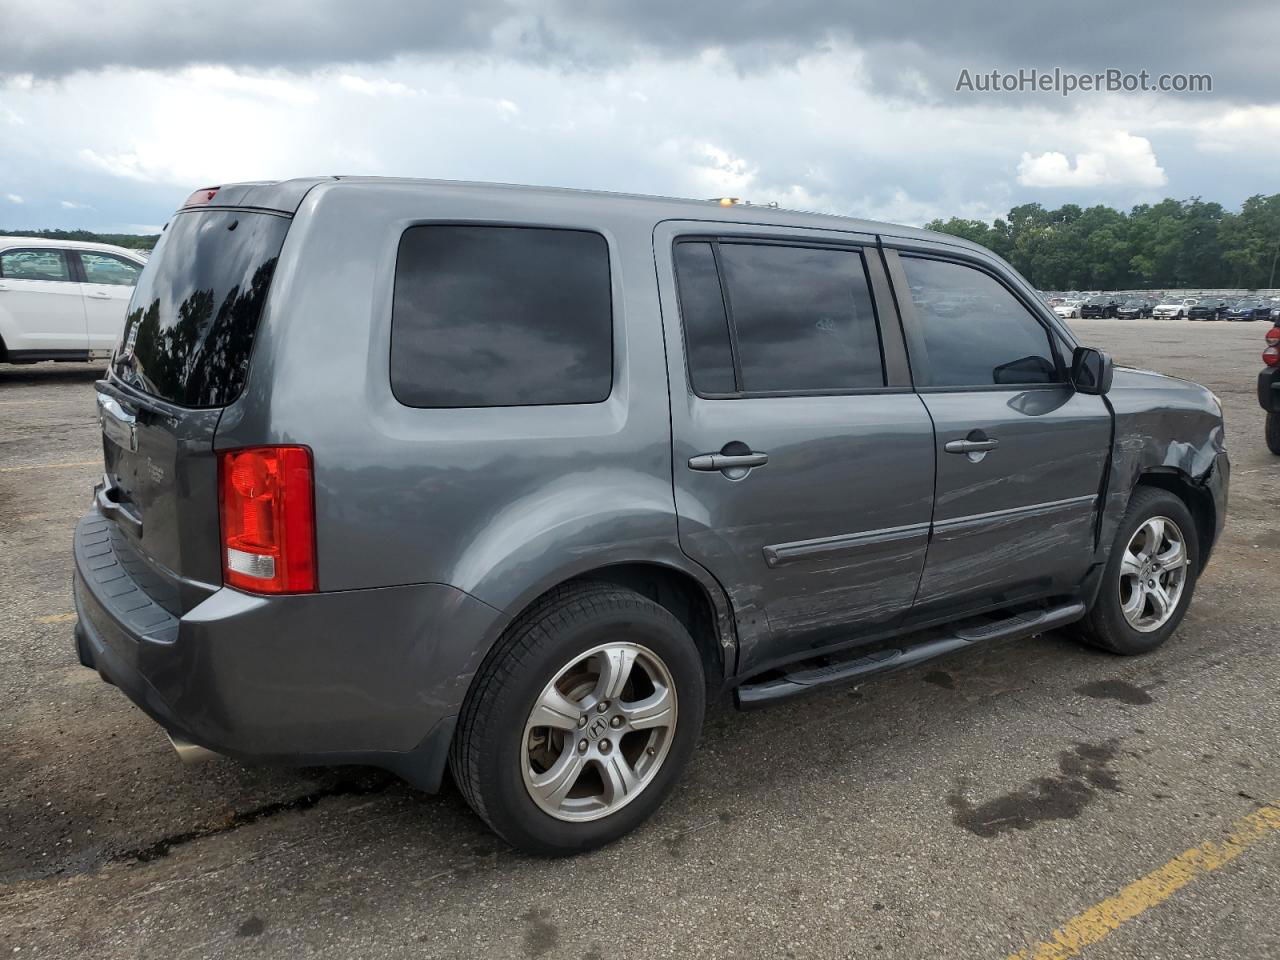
(74, 178, 1229, 854)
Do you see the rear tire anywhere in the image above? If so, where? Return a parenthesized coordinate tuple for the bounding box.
(1073, 487, 1199, 656)
(450, 582, 705, 855)
(1266, 412, 1280, 456)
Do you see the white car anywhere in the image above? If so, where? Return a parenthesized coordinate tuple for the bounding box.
(1053, 299, 1082, 319)
(0, 237, 145, 364)
(1151, 297, 1197, 320)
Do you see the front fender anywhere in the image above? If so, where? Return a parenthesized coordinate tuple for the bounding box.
(1100, 368, 1227, 562)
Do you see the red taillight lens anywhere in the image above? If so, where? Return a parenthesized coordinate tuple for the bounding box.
(1264, 345, 1280, 367)
(219, 446, 315, 593)
(1266, 326, 1280, 345)
(182, 186, 220, 208)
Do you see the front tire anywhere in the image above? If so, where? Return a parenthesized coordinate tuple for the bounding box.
(1073, 487, 1199, 655)
(450, 583, 705, 855)
(1266, 412, 1280, 455)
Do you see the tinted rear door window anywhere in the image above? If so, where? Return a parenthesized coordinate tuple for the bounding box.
(111, 210, 291, 407)
(716, 243, 885, 393)
(391, 225, 613, 408)
(672, 241, 736, 395)
(899, 256, 1060, 388)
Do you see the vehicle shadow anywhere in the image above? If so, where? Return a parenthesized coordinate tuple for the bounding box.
(0, 362, 105, 386)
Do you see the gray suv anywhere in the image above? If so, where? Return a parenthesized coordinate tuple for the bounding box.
(73, 178, 1229, 854)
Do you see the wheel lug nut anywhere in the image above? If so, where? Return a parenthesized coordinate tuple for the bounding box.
(610, 716, 623, 728)
(599, 739, 611, 754)
(577, 715, 587, 728)
(578, 739, 588, 753)
(597, 701, 609, 713)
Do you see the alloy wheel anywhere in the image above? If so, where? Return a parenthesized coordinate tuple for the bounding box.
(521, 642, 678, 822)
(1118, 515, 1188, 632)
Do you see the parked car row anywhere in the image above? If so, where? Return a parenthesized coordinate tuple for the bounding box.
(1044, 290, 1280, 322)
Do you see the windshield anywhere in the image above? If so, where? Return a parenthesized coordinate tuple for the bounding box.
(110, 210, 291, 408)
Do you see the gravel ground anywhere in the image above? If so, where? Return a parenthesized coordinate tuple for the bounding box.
(1, 318, 1277, 959)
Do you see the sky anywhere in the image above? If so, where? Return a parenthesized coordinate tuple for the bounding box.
(1, 0, 1277, 234)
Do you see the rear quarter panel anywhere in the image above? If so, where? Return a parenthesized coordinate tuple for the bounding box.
(213, 182, 697, 620)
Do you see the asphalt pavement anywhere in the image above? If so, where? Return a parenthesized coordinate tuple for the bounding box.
(1, 318, 1277, 959)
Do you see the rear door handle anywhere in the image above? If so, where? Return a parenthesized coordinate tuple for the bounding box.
(944, 438, 999, 454)
(689, 452, 769, 471)
(87, 292, 112, 299)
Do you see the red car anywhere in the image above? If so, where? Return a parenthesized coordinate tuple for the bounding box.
(1262, 322, 1280, 454)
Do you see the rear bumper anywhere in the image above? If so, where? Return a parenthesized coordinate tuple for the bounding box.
(73, 511, 507, 790)
(1259, 368, 1280, 413)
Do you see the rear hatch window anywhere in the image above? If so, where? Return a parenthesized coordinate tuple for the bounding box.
(111, 210, 290, 407)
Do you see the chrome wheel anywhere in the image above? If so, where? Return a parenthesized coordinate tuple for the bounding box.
(1118, 516, 1188, 632)
(521, 642, 678, 823)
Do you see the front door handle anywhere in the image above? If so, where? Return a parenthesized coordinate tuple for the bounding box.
(689, 452, 769, 471)
(87, 292, 113, 299)
(944, 438, 999, 454)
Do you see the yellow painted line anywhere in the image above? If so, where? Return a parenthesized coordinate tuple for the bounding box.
(36, 613, 77, 624)
(0, 460, 99, 473)
(1010, 805, 1280, 960)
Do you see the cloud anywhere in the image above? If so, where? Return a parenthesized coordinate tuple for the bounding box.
(5, 194, 23, 204)
(0, 2, 512, 78)
(184, 66, 319, 103)
(0, 42, 1269, 235)
(337, 73, 416, 96)
(1162, 104, 1280, 154)
(1017, 133, 1167, 188)
(80, 148, 155, 183)
(60, 199, 92, 209)
(0, 1, 1273, 105)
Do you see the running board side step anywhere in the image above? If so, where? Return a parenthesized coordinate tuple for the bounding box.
(734, 601, 1086, 709)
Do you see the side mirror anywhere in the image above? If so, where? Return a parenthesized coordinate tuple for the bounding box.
(1071, 346, 1113, 395)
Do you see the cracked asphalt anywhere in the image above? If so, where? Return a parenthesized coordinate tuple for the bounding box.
(1, 318, 1277, 959)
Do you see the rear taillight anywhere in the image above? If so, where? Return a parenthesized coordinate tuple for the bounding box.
(182, 185, 220, 208)
(219, 446, 316, 593)
(1266, 326, 1280, 345)
(1264, 345, 1280, 367)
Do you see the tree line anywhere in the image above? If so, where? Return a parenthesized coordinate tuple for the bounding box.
(925, 194, 1280, 291)
(0, 228, 158, 251)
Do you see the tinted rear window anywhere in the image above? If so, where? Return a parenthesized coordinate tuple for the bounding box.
(390, 225, 613, 408)
(111, 210, 290, 408)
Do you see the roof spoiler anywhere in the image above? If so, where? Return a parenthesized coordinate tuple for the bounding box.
(176, 177, 337, 215)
